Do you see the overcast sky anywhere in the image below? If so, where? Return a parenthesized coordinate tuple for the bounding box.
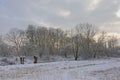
(0, 0, 120, 34)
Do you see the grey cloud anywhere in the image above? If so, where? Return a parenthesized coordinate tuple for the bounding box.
(0, 0, 120, 34)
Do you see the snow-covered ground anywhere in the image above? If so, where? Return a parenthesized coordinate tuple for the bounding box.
(0, 58, 120, 80)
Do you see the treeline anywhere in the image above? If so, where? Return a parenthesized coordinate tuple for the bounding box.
(0, 23, 119, 60)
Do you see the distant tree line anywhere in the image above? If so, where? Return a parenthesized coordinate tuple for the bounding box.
(0, 23, 119, 60)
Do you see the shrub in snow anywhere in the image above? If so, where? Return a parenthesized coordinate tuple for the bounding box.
(1, 58, 15, 65)
(20, 56, 25, 64)
(15, 57, 19, 61)
(34, 55, 38, 64)
(1, 58, 7, 62)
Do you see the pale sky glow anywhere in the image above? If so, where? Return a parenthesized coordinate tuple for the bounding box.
(116, 9, 120, 17)
(87, 0, 102, 11)
(58, 9, 71, 17)
(0, 0, 120, 34)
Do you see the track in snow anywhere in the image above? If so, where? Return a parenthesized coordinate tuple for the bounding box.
(1, 58, 120, 80)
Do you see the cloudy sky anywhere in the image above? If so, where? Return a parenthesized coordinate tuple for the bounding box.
(0, 0, 120, 34)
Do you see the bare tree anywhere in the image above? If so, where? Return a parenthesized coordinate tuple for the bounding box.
(26, 25, 36, 45)
(107, 35, 118, 57)
(6, 29, 27, 56)
(93, 31, 107, 58)
(0, 35, 9, 56)
(74, 23, 97, 59)
(35, 26, 48, 57)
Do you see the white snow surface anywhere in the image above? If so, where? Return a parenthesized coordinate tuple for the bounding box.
(1, 58, 120, 80)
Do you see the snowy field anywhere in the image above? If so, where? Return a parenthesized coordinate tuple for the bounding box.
(1, 58, 120, 80)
